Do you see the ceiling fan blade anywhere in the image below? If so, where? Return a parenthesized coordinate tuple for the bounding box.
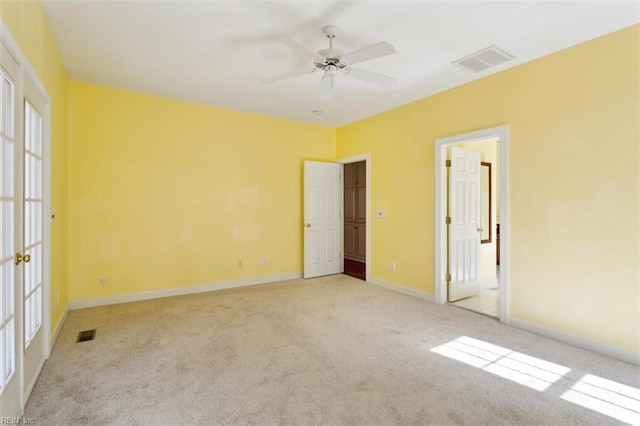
(345, 67, 397, 88)
(261, 68, 316, 84)
(341, 42, 396, 66)
(318, 74, 334, 102)
(281, 38, 326, 63)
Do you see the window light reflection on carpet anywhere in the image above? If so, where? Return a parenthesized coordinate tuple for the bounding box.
(430, 336, 570, 392)
(430, 336, 640, 424)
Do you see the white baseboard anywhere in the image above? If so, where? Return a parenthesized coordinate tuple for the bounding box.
(368, 277, 435, 302)
(51, 306, 69, 351)
(65, 273, 637, 366)
(68, 272, 303, 310)
(509, 317, 639, 366)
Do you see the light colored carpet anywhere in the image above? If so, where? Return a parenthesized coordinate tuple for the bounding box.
(25, 274, 639, 425)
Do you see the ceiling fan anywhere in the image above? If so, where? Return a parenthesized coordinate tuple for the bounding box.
(262, 25, 397, 102)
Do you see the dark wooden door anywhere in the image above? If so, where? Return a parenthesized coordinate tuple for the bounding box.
(344, 161, 366, 279)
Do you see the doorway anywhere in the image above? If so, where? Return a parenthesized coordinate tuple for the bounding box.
(434, 126, 509, 324)
(447, 140, 499, 317)
(302, 154, 371, 281)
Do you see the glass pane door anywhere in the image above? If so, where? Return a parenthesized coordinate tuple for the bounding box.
(0, 66, 16, 396)
(23, 101, 42, 348)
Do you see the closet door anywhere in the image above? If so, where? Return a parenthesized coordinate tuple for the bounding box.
(354, 161, 366, 261)
(343, 161, 366, 262)
(343, 163, 357, 260)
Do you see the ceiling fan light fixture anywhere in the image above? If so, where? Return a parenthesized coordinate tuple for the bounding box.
(324, 64, 338, 76)
(319, 73, 334, 102)
(261, 25, 397, 101)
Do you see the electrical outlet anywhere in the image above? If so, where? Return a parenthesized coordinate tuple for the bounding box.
(261, 257, 268, 265)
(100, 277, 108, 285)
(390, 262, 396, 272)
(237, 259, 244, 268)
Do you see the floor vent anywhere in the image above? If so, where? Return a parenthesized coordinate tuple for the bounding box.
(77, 329, 97, 343)
(452, 45, 515, 73)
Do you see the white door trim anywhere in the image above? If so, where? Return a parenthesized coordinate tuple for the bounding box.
(435, 126, 509, 324)
(337, 153, 371, 282)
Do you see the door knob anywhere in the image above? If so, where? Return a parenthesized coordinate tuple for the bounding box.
(477, 227, 483, 233)
(15, 252, 31, 265)
(305, 223, 311, 228)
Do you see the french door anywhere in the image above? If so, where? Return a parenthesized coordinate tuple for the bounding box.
(22, 77, 46, 409)
(0, 39, 48, 417)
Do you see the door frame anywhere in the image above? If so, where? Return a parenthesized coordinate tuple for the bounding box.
(337, 153, 371, 282)
(434, 126, 509, 324)
(0, 18, 52, 409)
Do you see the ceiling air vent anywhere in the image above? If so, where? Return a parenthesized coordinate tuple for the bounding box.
(453, 45, 515, 73)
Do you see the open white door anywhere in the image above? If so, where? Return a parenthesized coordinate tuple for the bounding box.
(303, 161, 341, 278)
(1, 37, 49, 417)
(448, 146, 481, 301)
(22, 77, 46, 405)
(0, 40, 22, 418)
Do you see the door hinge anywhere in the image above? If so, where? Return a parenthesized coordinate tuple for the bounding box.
(446, 160, 451, 167)
(445, 273, 451, 282)
(445, 216, 451, 225)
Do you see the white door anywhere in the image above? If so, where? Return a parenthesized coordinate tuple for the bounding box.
(303, 161, 341, 278)
(0, 41, 21, 418)
(0, 42, 47, 417)
(448, 146, 481, 301)
(22, 77, 46, 404)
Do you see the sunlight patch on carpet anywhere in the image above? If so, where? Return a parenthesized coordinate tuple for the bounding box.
(561, 374, 640, 425)
(431, 336, 640, 424)
(430, 336, 570, 391)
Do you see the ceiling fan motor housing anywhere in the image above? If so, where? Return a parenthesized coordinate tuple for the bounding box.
(319, 48, 344, 60)
(318, 25, 345, 66)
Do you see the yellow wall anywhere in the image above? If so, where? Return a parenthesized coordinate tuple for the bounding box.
(337, 25, 639, 352)
(3, 1, 637, 356)
(67, 82, 334, 301)
(0, 1, 69, 333)
(458, 139, 498, 282)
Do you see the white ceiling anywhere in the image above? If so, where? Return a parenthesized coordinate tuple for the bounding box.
(41, 1, 639, 127)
